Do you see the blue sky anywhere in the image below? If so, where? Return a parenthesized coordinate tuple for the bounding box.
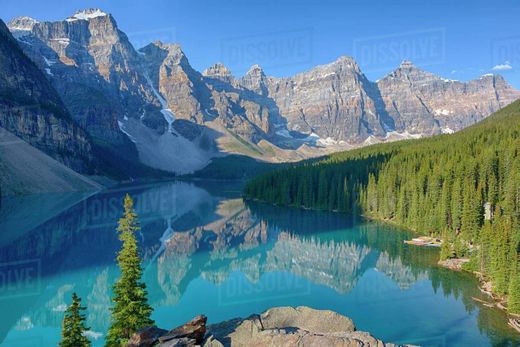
(2, 0, 519, 87)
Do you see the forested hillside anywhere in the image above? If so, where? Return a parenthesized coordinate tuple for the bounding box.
(244, 100, 520, 314)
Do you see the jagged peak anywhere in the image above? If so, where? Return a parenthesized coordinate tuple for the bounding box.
(246, 64, 265, 76)
(478, 73, 509, 84)
(380, 59, 439, 81)
(145, 40, 183, 53)
(66, 8, 109, 22)
(325, 55, 360, 71)
(7, 16, 40, 31)
(335, 55, 356, 64)
(203, 63, 232, 77)
(140, 41, 187, 62)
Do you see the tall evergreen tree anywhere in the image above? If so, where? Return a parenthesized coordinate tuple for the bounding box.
(59, 293, 91, 347)
(508, 258, 520, 314)
(105, 194, 154, 347)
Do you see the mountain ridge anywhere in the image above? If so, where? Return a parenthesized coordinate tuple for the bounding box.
(5, 8, 520, 175)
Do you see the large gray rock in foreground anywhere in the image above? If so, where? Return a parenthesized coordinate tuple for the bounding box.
(125, 306, 411, 347)
(204, 306, 410, 347)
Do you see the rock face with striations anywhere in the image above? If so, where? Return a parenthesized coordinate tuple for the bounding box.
(125, 306, 412, 347)
(6, 9, 520, 175)
(7, 9, 165, 155)
(0, 18, 96, 173)
(262, 57, 390, 143)
(376, 60, 520, 135)
(139, 41, 207, 124)
(140, 41, 282, 144)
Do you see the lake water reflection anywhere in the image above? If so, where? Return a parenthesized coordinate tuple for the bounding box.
(0, 180, 518, 346)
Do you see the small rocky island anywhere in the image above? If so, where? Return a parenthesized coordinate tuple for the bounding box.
(126, 306, 412, 346)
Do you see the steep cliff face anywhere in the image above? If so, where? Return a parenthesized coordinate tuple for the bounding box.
(139, 41, 207, 124)
(7, 9, 165, 151)
(140, 43, 281, 144)
(0, 19, 95, 173)
(377, 60, 520, 135)
(262, 57, 390, 143)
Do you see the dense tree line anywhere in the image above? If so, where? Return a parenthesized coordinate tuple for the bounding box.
(244, 100, 520, 314)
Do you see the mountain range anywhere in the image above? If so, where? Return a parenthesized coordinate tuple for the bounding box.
(2, 8, 520, 182)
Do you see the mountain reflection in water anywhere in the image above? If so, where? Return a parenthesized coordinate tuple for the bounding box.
(0, 180, 518, 347)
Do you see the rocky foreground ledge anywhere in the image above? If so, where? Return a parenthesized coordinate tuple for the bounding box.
(127, 306, 413, 346)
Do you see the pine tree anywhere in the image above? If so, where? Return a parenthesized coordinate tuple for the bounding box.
(105, 194, 154, 347)
(440, 231, 452, 260)
(59, 292, 91, 347)
(508, 259, 520, 314)
(461, 177, 482, 241)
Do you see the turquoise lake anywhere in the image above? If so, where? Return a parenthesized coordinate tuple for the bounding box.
(0, 180, 518, 346)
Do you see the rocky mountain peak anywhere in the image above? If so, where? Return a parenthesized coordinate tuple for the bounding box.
(331, 56, 360, 70)
(66, 8, 109, 22)
(394, 59, 428, 75)
(383, 59, 439, 83)
(140, 41, 192, 72)
(305, 55, 362, 78)
(203, 63, 232, 78)
(246, 64, 265, 76)
(480, 73, 498, 80)
(7, 16, 39, 31)
(335, 55, 356, 64)
(240, 64, 268, 94)
(160, 42, 185, 59)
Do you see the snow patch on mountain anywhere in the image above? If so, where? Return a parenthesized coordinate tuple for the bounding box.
(275, 129, 293, 138)
(43, 57, 56, 66)
(66, 9, 108, 22)
(385, 131, 423, 140)
(434, 109, 451, 116)
(118, 121, 137, 143)
(143, 73, 176, 132)
(50, 38, 70, 46)
(7, 17, 39, 31)
(317, 137, 338, 146)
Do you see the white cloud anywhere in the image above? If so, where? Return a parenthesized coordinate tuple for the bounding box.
(492, 61, 513, 71)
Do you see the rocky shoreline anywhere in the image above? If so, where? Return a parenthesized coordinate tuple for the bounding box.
(126, 306, 414, 346)
(438, 258, 520, 333)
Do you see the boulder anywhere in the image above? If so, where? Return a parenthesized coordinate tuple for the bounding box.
(159, 315, 207, 345)
(260, 306, 355, 334)
(127, 307, 412, 347)
(206, 306, 412, 347)
(126, 326, 168, 347)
